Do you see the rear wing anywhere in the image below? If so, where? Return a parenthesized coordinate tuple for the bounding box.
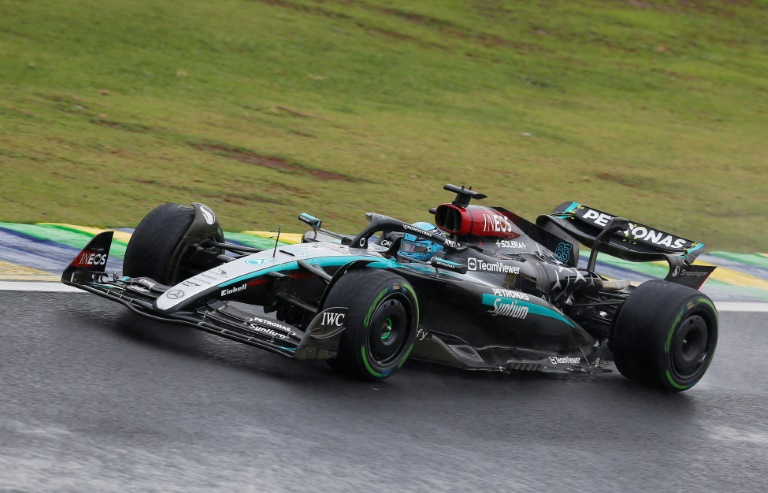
(537, 202, 715, 289)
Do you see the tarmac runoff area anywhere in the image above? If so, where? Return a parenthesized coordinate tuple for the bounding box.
(1, 292, 766, 492)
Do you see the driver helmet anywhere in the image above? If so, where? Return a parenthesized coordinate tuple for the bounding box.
(398, 222, 444, 261)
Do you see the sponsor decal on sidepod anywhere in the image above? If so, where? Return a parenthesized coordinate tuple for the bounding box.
(488, 298, 529, 319)
(492, 288, 529, 301)
(468, 258, 521, 274)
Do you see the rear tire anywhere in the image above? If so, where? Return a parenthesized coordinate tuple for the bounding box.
(611, 280, 718, 392)
(124, 203, 223, 285)
(324, 269, 419, 381)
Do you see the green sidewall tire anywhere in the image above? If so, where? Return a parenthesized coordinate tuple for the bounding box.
(324, 269, 419, 381)
(611, 280, 718, 392)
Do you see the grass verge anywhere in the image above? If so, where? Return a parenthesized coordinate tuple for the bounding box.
(1, 0, 766, 250)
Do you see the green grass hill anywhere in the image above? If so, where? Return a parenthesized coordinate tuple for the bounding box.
(1, 0, 766, 250)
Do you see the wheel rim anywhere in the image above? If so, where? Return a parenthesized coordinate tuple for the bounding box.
(671, 314, 710, 378)
(367, 295, 410, 366)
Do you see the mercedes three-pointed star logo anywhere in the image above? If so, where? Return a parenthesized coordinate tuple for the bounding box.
(166, 289, 185, 299)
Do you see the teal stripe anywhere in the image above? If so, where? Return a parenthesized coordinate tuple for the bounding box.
(481, 294, 574, 327)
(219, 255, 398, 287)
(684, 243, 705, 258)
(563, 202, 579, 214)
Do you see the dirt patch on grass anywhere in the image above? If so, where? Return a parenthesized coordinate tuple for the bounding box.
(202, 192, 284, 206)
(92, 119, 153, 133)
(3, 105, 39, 118)
(131, 177, 285, 205)
(259, 0, 350, 20)
(190, 143, 364, 182)
(597, 172, 655, 188)
(256, 0, 446, 49)
(270, 105, 316, 118)
(368, 5, 541, 51)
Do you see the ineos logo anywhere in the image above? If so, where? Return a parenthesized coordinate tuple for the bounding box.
(75, 251, 108, 267)
(166, 290, 185, 299)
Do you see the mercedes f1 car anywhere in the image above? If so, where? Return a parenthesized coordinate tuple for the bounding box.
(62, 184, 718, 391)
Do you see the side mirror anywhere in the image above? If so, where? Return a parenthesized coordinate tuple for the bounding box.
(298, 213, 322, 229)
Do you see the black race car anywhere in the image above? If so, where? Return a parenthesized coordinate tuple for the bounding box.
(62, 184, 718, 391)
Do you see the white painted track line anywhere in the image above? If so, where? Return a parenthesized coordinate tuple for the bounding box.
(715, 302, 768, 312)
(0, 281, 80, 292)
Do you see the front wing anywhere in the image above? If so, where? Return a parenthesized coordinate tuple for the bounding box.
(62, 232, 347, 361)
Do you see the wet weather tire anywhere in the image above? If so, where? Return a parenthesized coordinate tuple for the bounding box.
(611, 280, 718, 392)
(324, 269, 419, 381)
(124, 203, 223, 285)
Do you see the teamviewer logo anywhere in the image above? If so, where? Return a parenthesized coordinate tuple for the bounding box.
(468, 258, 477, 271)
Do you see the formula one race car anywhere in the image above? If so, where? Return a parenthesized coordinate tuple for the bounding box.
(62, 184, 718, 391)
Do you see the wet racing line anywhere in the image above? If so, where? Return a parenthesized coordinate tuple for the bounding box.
(0, 290, 767, 492)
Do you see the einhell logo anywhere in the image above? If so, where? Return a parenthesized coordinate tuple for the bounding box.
(73, 251, 108, 267)
(220, 284, 246, 297)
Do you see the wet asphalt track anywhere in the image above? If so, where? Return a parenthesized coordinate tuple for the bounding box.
(1, 291, 767, 493)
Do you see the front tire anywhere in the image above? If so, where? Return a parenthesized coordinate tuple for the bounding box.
(611, 280, 718, 392)
(324, 269, 419, 381)
(124, 203, 224, 285)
